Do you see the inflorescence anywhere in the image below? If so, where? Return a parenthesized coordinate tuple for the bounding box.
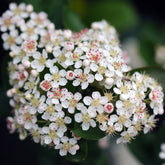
(0, 3, 164, 156)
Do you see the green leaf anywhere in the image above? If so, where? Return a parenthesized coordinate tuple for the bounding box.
(83, 1, 138, 32)
(64, 139, 88, 162)
(63, 6, 86, 32)
(72, 123, 106, 140)
(128, 66, 165, 93)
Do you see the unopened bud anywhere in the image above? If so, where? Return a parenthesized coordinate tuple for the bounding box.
(31, 69, 38, 77)
(105, 78, 114, 85)
(25, 94, 32, 100)
(9, 51, 14, 57)
(6, 89, 13, 97)
(26, 4, 33, 12)
(83, 59, 90, 66)
(23, 60, 30, 68)
(17, 64, 24, 71)
(46, 45, 52, 53)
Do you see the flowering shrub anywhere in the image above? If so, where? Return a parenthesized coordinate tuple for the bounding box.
(0, 3, 164, 160)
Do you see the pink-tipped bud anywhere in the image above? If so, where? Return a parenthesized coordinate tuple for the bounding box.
(31, 69, 38, 77)
(23, 60, 30, 68)
(66, 71, 75, 80)
(17, 64, 24, 71)
(26, 4, 33, 12)
(104, 103, 114, 114)
(75, 144, 80, 150)
(83, 59, 90, 66)
(6, 89, 13, 97)
(46, 45, 52, 53)
(9, 51, 14, 57)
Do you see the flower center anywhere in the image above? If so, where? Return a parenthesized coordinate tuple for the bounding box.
(26, 82, 35, 90)
(14, 8, 21, 15)
(4, 18, 12, 27)
(52, 73, 61, 81)
(23, 112, 32, 122)
(98, 66, 106, 74)
(72, 53, 80, 62)
(38, 56, 46, 65)
(36, 16, 43, 24)
(91, 99, 100, 107)
(77, 73, 87, 83)
(56, 118, 64, 127)
(46, 105, 55, 115)
(118, 115, 127, 124)
(106, 126, 115, 135)
(41, 80, 51, 91)
(113, 61, 123, 70)
(49, 130, 57, 139)
(87, 49, 102, 63)
(31, 98, 40, 108)
(69, 98, 78, 107)
(62, 142, 71, 151)
(7, 36, 16, 45)
(96, 114, 106, 123)
(82, 113, 90, 123)
(120, 86, 129, 94)
(58, 54, 66, 63)
(26, 27, 35, 35)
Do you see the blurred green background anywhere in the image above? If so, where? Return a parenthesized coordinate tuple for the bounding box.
(1, 0, 165, 165)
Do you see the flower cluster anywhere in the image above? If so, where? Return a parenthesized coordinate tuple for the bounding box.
(1, 3, 164, 157)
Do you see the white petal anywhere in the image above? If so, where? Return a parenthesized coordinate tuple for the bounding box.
(75, 113, 82, 123)
(83, 96, 92, 105)
(95, 73, 103, 81)
(82, 122, 90, 130)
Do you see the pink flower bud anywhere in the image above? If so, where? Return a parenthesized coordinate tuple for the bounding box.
(104, 103, 114, 114)
(66, 71, 75, 80)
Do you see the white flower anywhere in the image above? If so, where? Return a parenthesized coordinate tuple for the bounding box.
(113, 80, 133, 100)
(17, 105, 37, 130)
(0, 11, 14, 32)
(2, 30, 22, 50)
(22, 40, 37, 53)
(83, 91, 108, 114)
(30, 11, 50, 28)
(6, 117, 16, 133)
(62, 92, 82, 114)
(42, 125, 60, 145)
(75, 108, 96, 131)
(29, 91, 46, 115)
(86, 48, 103, 64)
(24, 75, 39, 94)
(47, 88, 68, 104)
(44, 65, 67, 88)
(142, 115, 157, 134)
(11, 69, 28, 88)
(73, 68, 94, 89)
(55, 136, 79, 156)
(20, 21, 39, 40)
(31, 49, 48, 72)
(63, 30, 72, 39)
(9, 3, 28, 19)
(40, 80, 52, 91)
(63, 41, 74, 51)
